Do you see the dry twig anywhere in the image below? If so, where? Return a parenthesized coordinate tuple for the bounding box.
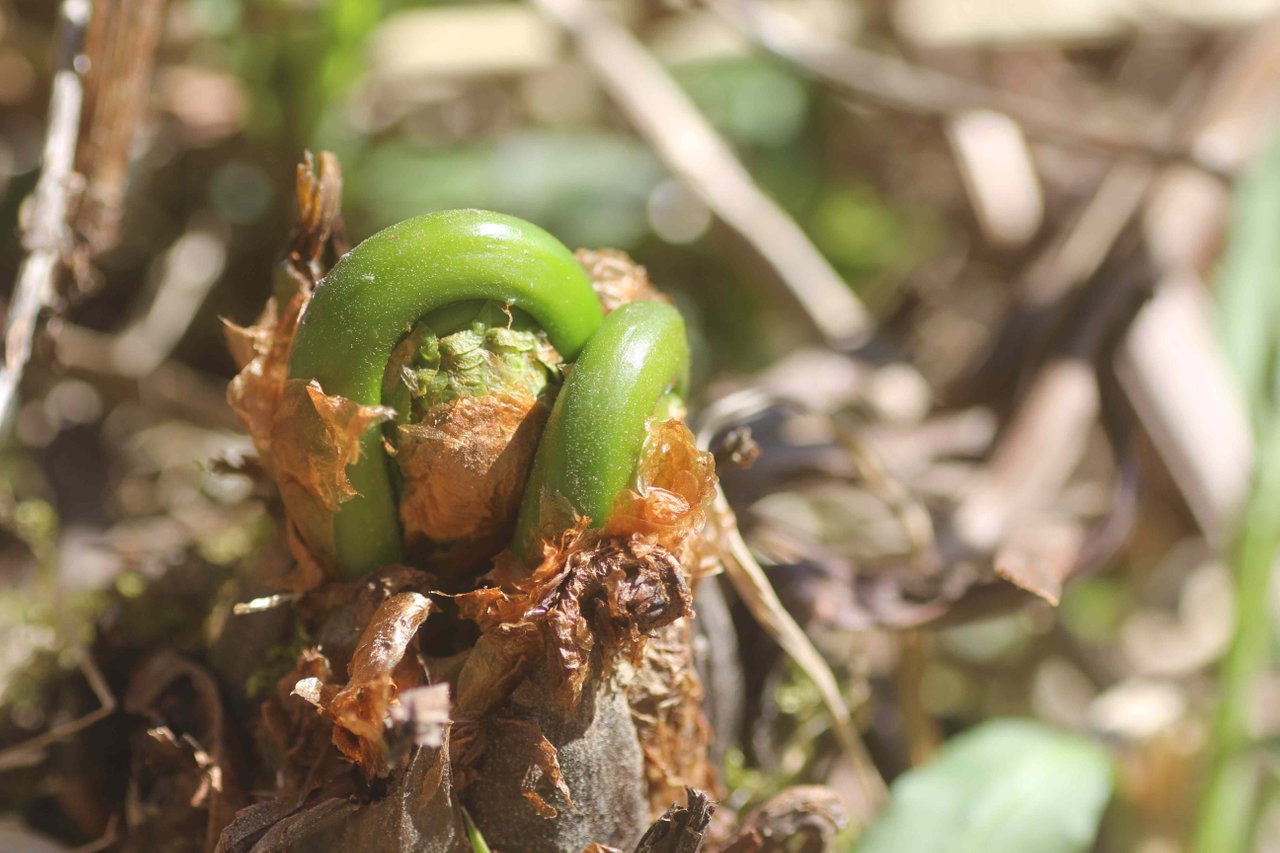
(530, 0, 873, 349)
(707, 0, 1224, 174)
(0, 0, 91, 426)
(76, 0, 169, 252)
(713, 489, 888, 817)
(0, 649, 116, 772)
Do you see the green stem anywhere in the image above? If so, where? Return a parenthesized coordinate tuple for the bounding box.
(1193, 426, 1280, 852)
(513, 300, 690, 559)
(287, 209, 603, 577)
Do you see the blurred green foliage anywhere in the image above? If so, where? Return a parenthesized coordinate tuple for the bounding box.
(856, 719, 1113, 853)
(1195, 134, 1280, 852)
(348, 131, 664, 248)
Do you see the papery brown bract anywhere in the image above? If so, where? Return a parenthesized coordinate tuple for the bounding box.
(225, 154, 377, 588)
(576, 248, 667, 313)
(225, 150, 343, 469)
(605, 418, 718, 555)
(266, 380, 394, 577)
(396, 390, 550, 577)
(292, 592, 436, 778)
(224, 291, 306, 467)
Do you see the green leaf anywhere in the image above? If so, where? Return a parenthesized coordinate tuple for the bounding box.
(1216, 135, 1280, 426)
(462, 808, 491, 853)
(856, 719, 1113, 853)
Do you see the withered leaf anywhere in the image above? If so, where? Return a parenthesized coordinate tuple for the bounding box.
(459, 536, 693, 709)
(293, 592, 433, 777)
(605, 419, 717, 555)
(270, 379, 395, 569)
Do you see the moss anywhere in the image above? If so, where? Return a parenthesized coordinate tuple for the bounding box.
(245, 614, 312, 700)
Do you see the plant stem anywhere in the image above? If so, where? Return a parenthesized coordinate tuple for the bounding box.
(512, 300, 689, 559)
(1193, 426, 1280, 852)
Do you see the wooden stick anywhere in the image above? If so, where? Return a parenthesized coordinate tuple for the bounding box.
(0, 0, 92, 426)
(530, 0, 874, 349)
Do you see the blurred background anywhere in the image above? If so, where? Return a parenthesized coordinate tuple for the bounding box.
(1, 0, 1279, 850)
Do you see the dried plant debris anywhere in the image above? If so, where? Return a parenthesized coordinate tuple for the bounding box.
(124, 651, 246, 852)
(224, 291, 306, 468)
(225, 151, 345, 470)
(576, 248, 667, 313)
(992, 516, 1086, 607)
(635, 787, 717, 853)
(720, 786, 849, 853)
(456, 416, 714, 708)
(292, 591, 436, 778)
(459, 535, 694, 710)
(284, 150, 349, 288)
(224, 154, 372, 586)
(626, 621, 719, 812)
(217, 735, 468, 853)
(259, 647, 351, 801)
(710, 385, 1110, 630)
(460, 674, 650, 851)
(607, 419, 719, 557)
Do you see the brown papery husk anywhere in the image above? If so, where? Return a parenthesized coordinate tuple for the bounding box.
(605, 418, 718, 558)
(396, 388, 551, 581)
(575, 247, 668, 313)
(225, 151, 342, 478)
(224, 291, 305, 467)
(270, 380, 395, 577)
(292, 591, 434, 778)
